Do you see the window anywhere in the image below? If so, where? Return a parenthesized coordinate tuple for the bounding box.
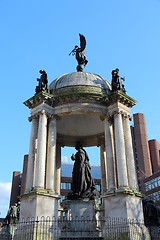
(145, 176, 160, 192)
(61, 182, 71, 190)
(96, 184, 101, 192)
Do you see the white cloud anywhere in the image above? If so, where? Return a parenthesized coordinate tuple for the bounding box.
(0, 182, 11, 218)
(61, 156, 69, 163)
(0, 182, 11, 201)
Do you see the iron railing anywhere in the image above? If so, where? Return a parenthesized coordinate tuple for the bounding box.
(0, 217, 159, 240)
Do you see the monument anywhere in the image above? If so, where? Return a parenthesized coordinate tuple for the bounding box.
(18, 34, 150, 239)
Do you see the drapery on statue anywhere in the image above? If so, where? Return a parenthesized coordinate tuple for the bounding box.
(35, 70, 49, 94)
(69, 34, 88, 72)
(111, 68, 126, 93)
(67, 141, 99, 200)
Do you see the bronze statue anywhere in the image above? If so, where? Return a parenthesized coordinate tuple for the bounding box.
(143, 198, 160, 227)
(111, 68, 126, 93)
(35, 70, 49, 94)
(69, 34, 88, 72)
(67, 141, 99, 200)
(5, 202, 20, 224)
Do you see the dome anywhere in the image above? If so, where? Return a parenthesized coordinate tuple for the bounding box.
(49, 72, 111, 99)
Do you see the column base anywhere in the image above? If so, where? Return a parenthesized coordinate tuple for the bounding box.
(102, 220, 151, 240)
(102, 192, 144, 220)
(20, 188, 60, 219)
(102, 193, 150, 239)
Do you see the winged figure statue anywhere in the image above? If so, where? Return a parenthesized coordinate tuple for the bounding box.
(69, 34, 88, 71)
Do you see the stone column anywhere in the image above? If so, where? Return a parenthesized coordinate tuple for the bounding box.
(114, 111, 129, 188)
(123, 115, 138, 190)
(46, 116, 57, 192)
(35, 110, 47, 188)
(56, 144, 61, 195)
(25, 115, 38, 192)
(104, 116, 116, 191)
(100, 144, 107, 194)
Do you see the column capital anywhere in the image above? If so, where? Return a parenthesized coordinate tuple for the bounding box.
(111, 110, 131, 119)
(39, 109, 46, 116)
(29, 110, 47, 121)
(28, 114, 39, 122)
(47, 114, 60, 121)
(112, 110, 124, 116)
(102, 114, 113, 123)
(122, 113, 132, 121)
(36, 110, 54, 119)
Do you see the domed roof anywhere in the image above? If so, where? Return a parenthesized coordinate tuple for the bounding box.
(50, 72, 111, 91)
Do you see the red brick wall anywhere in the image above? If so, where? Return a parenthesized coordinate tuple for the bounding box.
(9, 171, 21, 207)
(149, 139, 160, 173)
(20, 155, 28, 195)
(133, 113, 152, 177)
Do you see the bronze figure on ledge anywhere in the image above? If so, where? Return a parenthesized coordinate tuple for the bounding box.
(35, 70, 49, 94)
(111, 68, 126, 93)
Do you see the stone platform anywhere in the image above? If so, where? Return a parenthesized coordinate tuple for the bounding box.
(60, 199, 101, 238)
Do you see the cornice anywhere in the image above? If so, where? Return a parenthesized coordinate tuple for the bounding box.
(23, 91, 53, 109)
(108, 90, 137, 108)
(23, 89, 136, 110)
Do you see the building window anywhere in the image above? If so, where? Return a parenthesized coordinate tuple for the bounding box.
(95, 184, 101, 192)
(145, 177, 160, 192)
(61, 195, 66, 201)
(61, 182, 71, 190)
(148, 191, 160, 202)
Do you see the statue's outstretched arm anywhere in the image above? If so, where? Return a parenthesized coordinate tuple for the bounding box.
(71, 154, 76, 160)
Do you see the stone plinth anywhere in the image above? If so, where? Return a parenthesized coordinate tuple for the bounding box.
(102, 192, 151, 240)
(60, 199, 101, 238)
(64, 199, 96, 218)
(103, 192, 144, 221)
(20, 189, 59, 219)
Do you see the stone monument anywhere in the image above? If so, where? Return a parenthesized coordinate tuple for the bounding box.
(19, 34, 150, 239)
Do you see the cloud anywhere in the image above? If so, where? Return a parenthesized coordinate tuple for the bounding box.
(61, 156, 69, 163)
(0, 182, 11, 218)
(0, 182, 11, 201)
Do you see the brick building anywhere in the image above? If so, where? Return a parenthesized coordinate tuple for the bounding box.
(9, 171, 21, 207)
(131, 113, 160, 201)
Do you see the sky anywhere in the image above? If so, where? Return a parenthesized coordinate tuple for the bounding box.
(0, 0, 160, 218)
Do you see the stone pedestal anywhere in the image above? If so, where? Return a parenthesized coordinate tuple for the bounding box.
(20, 189, 59, 219)
(60, 199, 101, 238)
(64, 199, 96, 218)
(103, 193, 144, 220)
(17, 189, 60, 239)
(102, 192, 151, 240)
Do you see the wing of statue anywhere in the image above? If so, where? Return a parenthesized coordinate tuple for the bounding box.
(79, 34, 86, 52)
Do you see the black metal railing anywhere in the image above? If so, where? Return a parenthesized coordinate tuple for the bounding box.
(0, 217, 160, 240)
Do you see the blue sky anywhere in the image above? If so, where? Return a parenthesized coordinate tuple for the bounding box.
(0, 0, 160, 217)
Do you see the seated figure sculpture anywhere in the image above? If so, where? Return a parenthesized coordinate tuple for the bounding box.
(111, 68, 126, 93)
(67, 141, 99, 200)
(35, 70, 49, 94)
